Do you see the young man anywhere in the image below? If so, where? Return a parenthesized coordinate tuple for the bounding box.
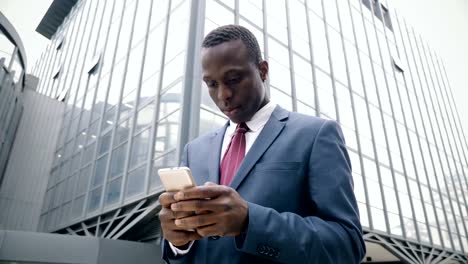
(159, 25, 366, 263)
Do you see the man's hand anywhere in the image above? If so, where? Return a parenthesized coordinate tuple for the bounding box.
(170, 182, 249, 238)
(159, 191, 203, 247)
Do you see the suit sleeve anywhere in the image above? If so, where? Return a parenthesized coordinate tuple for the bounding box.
(234, 120, 366, 263)
(161, 143, 198, 264)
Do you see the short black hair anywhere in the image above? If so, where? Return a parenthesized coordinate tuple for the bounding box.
(202, 24, 262, 66)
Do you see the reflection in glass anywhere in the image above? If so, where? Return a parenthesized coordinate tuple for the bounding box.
(87, 187, 102, 212)
(388, 212, 402, 236)
(126, 165, 146, 198)
(135, 102, 155, 133)
(106, 177, 122, 206)
(77, 165, 91, 196)
(130, 129, 150, 169)
(154, 110, 180, 158)
(98, 131, 111, 155)
(71, 196, 84, 218)
(110, 143, 127, 178)
(199, 108, 227, 136)
(114, 117, 132, 145)
(92, 154, 108, 187)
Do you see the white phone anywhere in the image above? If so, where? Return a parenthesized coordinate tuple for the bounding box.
(158, 167, 197, 192)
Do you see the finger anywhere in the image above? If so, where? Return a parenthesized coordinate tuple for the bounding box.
(172, 197, 232, 213)
(159, 192, 177, 207)
(159, 207, 180, 223)
(171, 199, 219, 212)
(174, 211, 196, 219)
(204, 181, 216, 186)
(174, 185, 227, 201)
(161, 215, 198, 232)
(174, 214, 218, 229)
(159, 208, 195, 222)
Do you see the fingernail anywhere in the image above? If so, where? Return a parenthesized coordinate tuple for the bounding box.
(174, 219, 181, 226)
(174, 192, 184, 200)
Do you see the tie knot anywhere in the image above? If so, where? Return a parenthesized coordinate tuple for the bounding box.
(236, 123, 249, 134)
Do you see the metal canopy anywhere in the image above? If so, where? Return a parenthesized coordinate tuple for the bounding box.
(36, 0, 78, 39)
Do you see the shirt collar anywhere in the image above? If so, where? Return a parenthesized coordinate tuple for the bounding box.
(228, 101, 277, 133)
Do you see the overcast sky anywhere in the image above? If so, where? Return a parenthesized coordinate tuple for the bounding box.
(1, 0, 467, 135)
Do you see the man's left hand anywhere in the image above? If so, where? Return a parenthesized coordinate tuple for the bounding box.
(170, 182, 249, 238)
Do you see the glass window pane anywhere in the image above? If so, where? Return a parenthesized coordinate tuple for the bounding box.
(71, 196, 84, 218)
(388, 212, 402, 236)
(405, 217, 418, 240)
(77, 165, 91, 196)
(164, 0, 190, 62)
(199, 109, 227, 136)
(431, 226, 442, 246)
(87, 187, 102, 212)
(115, 117, 132, 145)
(358, 202, 369, 228)
(122, 42, 145, 100)
(110, 142, 128, 179)
(353, 173, 366, 203)
(154, 110, 180, 157)
(367, 178, 383, 209)
(384, 186, 398, 214)
(82, 142, 95, 167)
(142, 24, 164, 83)
(98, 131, 112, 155)
(239, 0, 262, 27)
(131, 0, 151, 44)
(135, 103, 155, 133)
(270, 87, 292, 112)
(149, 0, 168, 31)
(266, 0, 287, 44)
(371, 207, 387, 232)
(105, 177, 122, 206)
(126, 165, 146, 198)
(130, 129, 151, 169)
(92, 154, 108, 187)
(206, 0, 234, 25)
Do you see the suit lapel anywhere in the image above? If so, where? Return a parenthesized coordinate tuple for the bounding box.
(230, 106, 289, 190)
(207, 122, 228, 184)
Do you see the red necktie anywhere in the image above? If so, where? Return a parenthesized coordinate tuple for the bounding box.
(220, 123, 249, 186)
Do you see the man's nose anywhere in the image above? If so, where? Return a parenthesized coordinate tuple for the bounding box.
(217, 84, 232, 101)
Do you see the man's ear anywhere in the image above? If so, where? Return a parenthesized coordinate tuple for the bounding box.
(259, 60, 269, 82)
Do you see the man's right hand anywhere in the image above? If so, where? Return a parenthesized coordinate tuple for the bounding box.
(159, 191, 203, 247)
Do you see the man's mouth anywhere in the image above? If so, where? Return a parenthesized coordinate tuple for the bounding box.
(223, 106, 240, 115)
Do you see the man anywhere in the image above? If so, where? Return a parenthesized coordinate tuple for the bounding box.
(159, 24, 365, 263)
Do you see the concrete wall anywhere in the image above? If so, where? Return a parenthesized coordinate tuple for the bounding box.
(0, 230, 163, 264)
(0, 88, 64, 231)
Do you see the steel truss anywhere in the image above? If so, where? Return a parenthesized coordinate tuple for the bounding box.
(364, 229, 468, 264)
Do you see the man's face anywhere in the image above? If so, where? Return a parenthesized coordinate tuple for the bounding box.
(201, 39, 269, 124)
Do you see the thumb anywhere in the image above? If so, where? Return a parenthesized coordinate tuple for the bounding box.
(204, 181, 217, 186)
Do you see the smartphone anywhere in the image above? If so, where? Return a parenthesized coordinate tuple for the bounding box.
(158, 167, 197, 192)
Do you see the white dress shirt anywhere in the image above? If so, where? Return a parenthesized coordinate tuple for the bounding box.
(169, 101, 277, 256)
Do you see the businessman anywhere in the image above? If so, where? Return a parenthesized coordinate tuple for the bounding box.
(159, 24, 366, 263)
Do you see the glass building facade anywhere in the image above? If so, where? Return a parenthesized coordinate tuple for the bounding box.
(32, 0, 468, 262)
(0, 12, 27, 184)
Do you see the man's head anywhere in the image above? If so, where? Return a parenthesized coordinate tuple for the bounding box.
(201, 25, 269, 124)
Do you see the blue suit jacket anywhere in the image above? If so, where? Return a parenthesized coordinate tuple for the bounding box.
(162, 106, 366, 263)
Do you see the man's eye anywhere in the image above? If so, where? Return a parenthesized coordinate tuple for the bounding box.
(226, 77, 241, 85)
(206, 81, 217, 88)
